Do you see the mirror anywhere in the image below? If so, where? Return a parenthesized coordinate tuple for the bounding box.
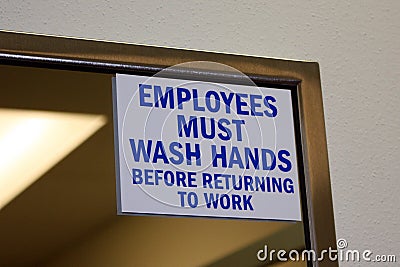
(0, 31, 337, 267)
(0, 65, 308, 266)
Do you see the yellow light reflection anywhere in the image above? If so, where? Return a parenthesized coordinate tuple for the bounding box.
(0, 109, 107, 209)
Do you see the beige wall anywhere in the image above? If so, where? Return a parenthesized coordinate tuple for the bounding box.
(1, 1, 399, 266)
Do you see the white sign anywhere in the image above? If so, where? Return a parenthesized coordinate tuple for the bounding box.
(114, 73, 301, 221)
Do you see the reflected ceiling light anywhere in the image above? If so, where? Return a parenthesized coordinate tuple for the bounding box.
(0, 108, 107, 209)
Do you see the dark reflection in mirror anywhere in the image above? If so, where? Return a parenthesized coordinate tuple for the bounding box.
(0, 65, 307, 266)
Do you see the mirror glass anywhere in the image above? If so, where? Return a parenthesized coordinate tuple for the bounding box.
(0, 65, 308, 267)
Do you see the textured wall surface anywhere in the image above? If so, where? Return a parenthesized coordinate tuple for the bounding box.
(1, 0, 399, 265)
